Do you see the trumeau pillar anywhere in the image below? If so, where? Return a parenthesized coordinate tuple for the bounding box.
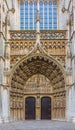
(36, 96, 41, 120)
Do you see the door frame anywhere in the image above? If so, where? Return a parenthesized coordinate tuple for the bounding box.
(24, 95, 52, 120)
(25, 96, 36, 120)
(41, 96, 52, 120)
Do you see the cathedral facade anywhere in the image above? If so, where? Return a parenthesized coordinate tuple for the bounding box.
(0, 0, 75, 122)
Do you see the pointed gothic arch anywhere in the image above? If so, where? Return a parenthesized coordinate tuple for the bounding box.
(10, 53, 65, 88)
(9, 52, 66, 120)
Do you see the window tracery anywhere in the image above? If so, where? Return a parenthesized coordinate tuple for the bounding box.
(20, 0, 57, 30)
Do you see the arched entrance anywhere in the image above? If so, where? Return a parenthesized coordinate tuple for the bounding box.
(10, 55, 66, 120)
(25, 97, 36, 120)
(41, 97, 51, 120)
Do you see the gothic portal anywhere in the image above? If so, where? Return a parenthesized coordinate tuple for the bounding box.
(10, 44, 66, 120)
(0, 0, 75, 123)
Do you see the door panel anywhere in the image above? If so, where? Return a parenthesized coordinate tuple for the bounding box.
(41, 97, 51, 119)
(25, 97, 35, 120)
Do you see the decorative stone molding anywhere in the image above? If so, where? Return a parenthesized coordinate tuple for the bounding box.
(9, 30, 67, 40)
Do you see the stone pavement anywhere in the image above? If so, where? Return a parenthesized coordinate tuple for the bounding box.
(0, 120, 75, 130)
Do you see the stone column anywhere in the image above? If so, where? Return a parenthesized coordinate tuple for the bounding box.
(0, 20, 5, 123)
(2, 87, 10, 122)
(70, 32, 75, 122)
(65, 7, 72, 121)
(36, 96, 41, 120)
(73, 0, 75, 31)
(66, 40, 72, 121)
(69, 1, 75, 122)
(4, 41, 10, 84)
(5, 42, 10, 66)
(2, 41, 10, 122)
(0, 85, 3, 123)
(71, 86, 75, 122)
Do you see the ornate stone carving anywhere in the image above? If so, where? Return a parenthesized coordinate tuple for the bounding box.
(9, 29, 66, 120)
(9, 30, 67, 40)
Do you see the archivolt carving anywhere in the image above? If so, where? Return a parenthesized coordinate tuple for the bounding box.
(10, 55, 65, 91)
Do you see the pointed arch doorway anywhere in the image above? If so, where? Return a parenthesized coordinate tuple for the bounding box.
(25, 97, 36, 120)
(10, 55, 65, 120)
(41, 97, 51, 120)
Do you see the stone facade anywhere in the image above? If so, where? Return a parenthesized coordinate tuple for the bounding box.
(0, 0, 75, 122)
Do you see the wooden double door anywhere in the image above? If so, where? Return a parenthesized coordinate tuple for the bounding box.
(25, 97, 51, 120)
